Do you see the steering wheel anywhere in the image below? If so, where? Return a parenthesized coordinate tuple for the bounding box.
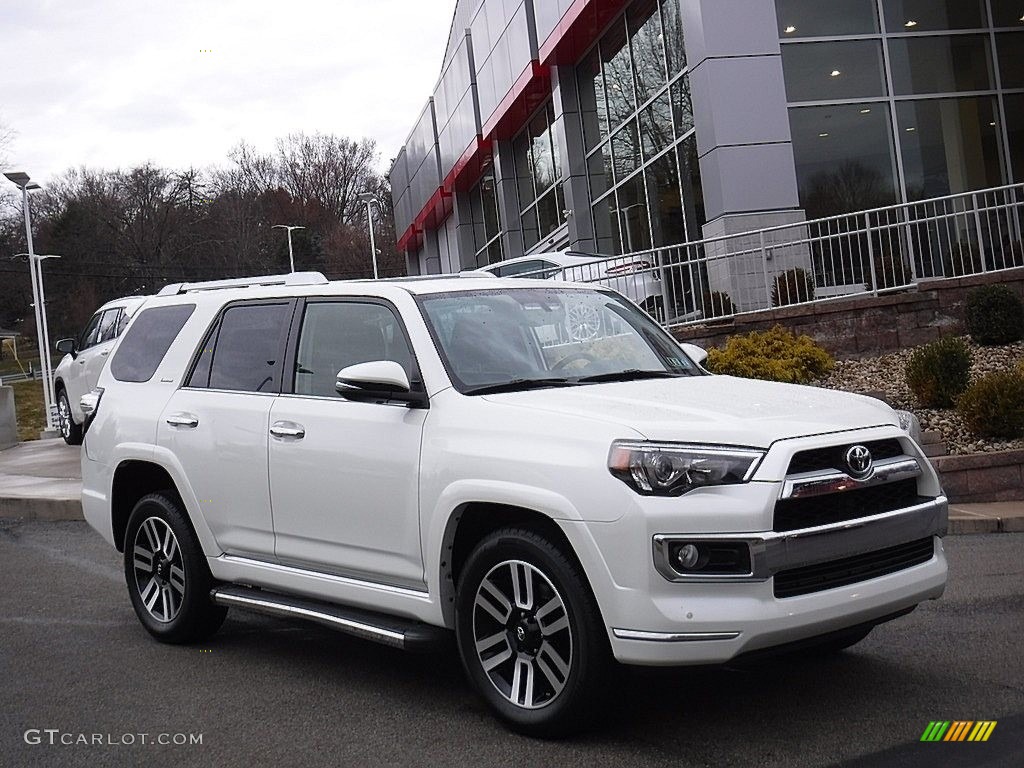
(552, 352, 599, 371)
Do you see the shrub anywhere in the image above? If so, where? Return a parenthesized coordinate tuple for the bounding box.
(705, 325, 833, 384)
(702, 291, 737, 319)
(957, 371, 1024, 439)
(771, 268, 815, 307)
(905, 337, 971, 408)
(964, 284, 1024, 346)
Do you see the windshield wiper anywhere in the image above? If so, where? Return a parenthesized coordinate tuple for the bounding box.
(464, 377, 576, 396)
(574, 369, 688, 384)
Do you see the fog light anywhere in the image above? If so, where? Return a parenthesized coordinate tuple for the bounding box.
(674, 543, 700, 570)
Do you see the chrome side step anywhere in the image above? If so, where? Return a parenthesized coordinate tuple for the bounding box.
(210, 584, 449, 653)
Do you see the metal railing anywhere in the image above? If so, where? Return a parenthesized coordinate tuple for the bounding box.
(511, 183, 1024, 328)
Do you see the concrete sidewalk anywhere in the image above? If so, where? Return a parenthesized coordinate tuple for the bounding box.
(0, 438, 82, 520)
(0, 439, 1022, 533)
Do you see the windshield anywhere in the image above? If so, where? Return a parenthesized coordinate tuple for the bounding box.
(418, 288, 700, 394)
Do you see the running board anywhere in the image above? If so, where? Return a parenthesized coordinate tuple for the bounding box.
(210, 584, 449, 653)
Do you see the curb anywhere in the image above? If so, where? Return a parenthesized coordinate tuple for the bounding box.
(0, 496, 83, 522)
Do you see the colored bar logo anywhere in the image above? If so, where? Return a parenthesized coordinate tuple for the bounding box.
(920, 721, 997, 742)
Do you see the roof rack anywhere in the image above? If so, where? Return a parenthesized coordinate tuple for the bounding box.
(366, 272, 499, 283)
(157, 272, 328, 296)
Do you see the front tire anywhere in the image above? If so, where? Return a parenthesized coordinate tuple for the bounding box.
(56, 388, 83, 445)
(455, 527, 610, 737)
(123, 492, 226, 644)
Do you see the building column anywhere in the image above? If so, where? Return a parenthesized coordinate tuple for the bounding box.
(550, 64, 595, 252)
(493, 138, 526, 259)
(679, 0, 810, 310)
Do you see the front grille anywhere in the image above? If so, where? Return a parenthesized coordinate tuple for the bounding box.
(787, 438, 904, 475)
(773, 478, 927, 532)
(774, 537, 935, 598)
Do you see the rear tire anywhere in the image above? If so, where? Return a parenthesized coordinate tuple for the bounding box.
(455, 527, 611, 737)
(123, 492, 226, 644)
(57, 388, 83, 445)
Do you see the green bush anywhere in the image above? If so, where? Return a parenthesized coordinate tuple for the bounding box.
(905, 337, 971, 408)
(702, 291, 737, 319)
(706, 325, 834, 384)
(771, 268, 815, 307)
(964, 284, 1024, 346)
(957, 371, 1024, 439)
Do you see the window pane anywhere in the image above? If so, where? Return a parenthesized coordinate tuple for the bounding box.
(897, 97, 1005, 200)
(661, 0, 687, 76)
(530, 110, 556, 194)
(481, 173, 500, 241)
(888, 35, 993, 95)
(616, 174, 652, 253)
(678, 135, 705, 237)
(513, 132, 533, 209)
(294, 303, 414, 398)
(789, 103, 898, 218)
(111, 305, 196, 384)
(991, 0, 1024, 27)
(521, 206, 540, 250)
(997, 32, 1024, 88)
(601, 19, 635, 129)
(577, 49, 609, 150)
(775, 0, 879, 38)
(1005, 94, 1024, 183)
(881, 0, 986, 32)
(640, 90, 673, 160)
(537, 188, 562, 241)
(592, 195, 623, 254)
(781, 41, 886, 102)
(612, 119, 641, 181)
(208, 303, 290, 393)
(79, 313, 101, 349)
(629, 0, 666, 106)
(96, 309, 121, 344)
(671, 76, 694, 138)
(646, 150, 685, 247)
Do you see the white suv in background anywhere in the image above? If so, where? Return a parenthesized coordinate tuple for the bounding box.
(53, 296, 147, 444)
(80, 272, 947, 736)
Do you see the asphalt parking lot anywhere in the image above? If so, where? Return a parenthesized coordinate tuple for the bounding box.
(1, 521, 1021, 768)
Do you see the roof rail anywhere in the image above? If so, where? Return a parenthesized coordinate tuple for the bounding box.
(157, 272, 328, 296)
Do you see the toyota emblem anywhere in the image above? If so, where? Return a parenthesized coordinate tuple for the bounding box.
(845, 445, 873, 478)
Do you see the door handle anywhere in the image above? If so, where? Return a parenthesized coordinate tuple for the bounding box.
(270, 421, 305, 439)
(166, 413, 199, 428)
(101, 351, 109, 357)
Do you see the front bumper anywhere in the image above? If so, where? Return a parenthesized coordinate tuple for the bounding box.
(591, 497, 948, 666)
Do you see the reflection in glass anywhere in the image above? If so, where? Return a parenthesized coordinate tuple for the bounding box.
(661, 0, 686, 76)
(679, 136, 704, 237)
(513, 132, 533, 207)
(521, 206, 540, 251)
(881, 0, 985, 32)
(577, 50, 609, 150)
(897, 97, 1005, 200)
(617, 174, 652, 253)
(789, 103, 898, 218)
(996, 32, 1024, 88)
(646, 151, 685, 247)
(640, 91, 674, 161)
(530, 107, 556, 195)
(1006, 94, 1024, 183)
(601, 19, 635, 129)
(612, 119, 642, 181)
(774, 0, 878, 38)
(629, 0, 666, 106)
(888, 35, 993, 95)
(470, 168, 503, 267)
(781, 41, 887, 102)
(991, 0, 1024, 27)
(671, 76, 694, 138)
(592, 195, 623, 254)
(536, 186, 562, 242)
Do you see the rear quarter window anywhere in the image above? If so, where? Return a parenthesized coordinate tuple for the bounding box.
(110, 304, 196, 383)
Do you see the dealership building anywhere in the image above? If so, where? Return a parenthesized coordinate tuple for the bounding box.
(388, 0, 1024, 279)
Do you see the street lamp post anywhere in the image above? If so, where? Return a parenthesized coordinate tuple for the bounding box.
(5, 171, 58, 435)
(357, 193, 380, 279)
(272, 225, 304, 273)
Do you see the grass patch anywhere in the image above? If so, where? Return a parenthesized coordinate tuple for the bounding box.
(10, 380, 46, 442)
(0, 356, 41, 377)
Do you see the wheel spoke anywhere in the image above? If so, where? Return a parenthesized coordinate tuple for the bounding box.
(162, 527, 177, 560)
(168, 565, 186, 595)
(160, 585, 173, 621)
(133, 545, 153, 573)
(535, 651, 564, 691)
(539, 614, 569, 636)
(476, 578, 512, 624)
(142, 519, 161, 552)
(510, 657, 535, 708)
(538, 640, 570, 679)
(478, 633, 514, 672)
(141, 577, 160, 610)
(510, 562, 534, 610)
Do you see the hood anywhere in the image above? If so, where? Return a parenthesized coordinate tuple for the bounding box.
(483, 375, 899, 447)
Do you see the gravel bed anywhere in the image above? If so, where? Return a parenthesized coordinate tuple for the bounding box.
(813, 338, 1024, 455)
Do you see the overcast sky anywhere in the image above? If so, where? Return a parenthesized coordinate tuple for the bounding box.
(0, 0, 457, 183)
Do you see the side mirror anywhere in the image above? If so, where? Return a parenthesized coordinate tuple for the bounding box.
(336, 361, 428, 408)
(56, 338, 77, 357)
(680, 343, 708, 366)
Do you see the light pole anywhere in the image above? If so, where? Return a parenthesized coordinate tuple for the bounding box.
(5, 171, 57, 435)
(357, 192, 380, 279)
(272, 225, 304, 273)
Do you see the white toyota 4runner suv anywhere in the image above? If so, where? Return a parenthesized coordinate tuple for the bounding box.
(81, 272, 947, 735)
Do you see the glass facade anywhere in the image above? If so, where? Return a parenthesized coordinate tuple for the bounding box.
(778, 0, 1024, 218)
(469, 166, 504, 267)
(577, 0, 703, 255)
(512, 102, 566, 251)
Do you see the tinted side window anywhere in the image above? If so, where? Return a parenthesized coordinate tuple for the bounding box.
(208, 303, 291, 393)
(111, 305, 196, 383)
(294, 302, 415, 398)
(96, 309, 121, 344)
(79, 313, 102, 350)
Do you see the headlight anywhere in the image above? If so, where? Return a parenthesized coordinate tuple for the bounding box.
(896, 409, 922, 443)
(608, 441, 765, 496)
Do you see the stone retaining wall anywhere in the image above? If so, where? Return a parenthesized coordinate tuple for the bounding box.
(931, 450, 1024, 504)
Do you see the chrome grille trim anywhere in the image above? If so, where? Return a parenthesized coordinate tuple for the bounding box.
(781, 457, 923, 500)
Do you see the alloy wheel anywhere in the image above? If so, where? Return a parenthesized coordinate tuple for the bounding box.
(472, 560, 573, 710)
(58, 394, 71, 440)
(132, 516, 186, 623)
